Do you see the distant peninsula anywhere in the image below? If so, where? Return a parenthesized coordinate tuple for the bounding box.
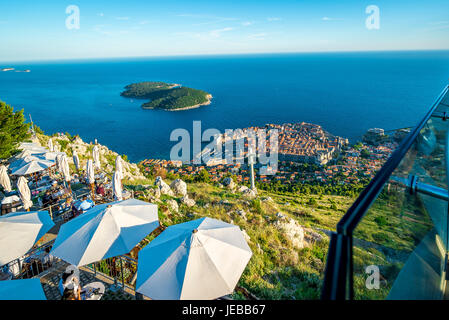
(120, 81, 212, 111)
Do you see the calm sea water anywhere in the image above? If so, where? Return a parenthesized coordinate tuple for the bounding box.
(0, 51, 448, 162)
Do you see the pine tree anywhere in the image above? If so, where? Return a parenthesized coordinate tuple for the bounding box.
(0, 101, 30, 159)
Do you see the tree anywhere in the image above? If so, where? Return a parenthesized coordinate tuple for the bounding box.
(195, 169, 210, 183)
(361, 149, 370, 159)
(0, 101, 30, 159)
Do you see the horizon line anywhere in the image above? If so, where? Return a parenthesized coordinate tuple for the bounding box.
(1, 48, 449, 65)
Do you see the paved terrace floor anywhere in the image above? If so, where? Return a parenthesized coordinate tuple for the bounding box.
(39, 260, 137, 300)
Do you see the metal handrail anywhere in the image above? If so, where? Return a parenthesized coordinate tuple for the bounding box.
(322, 85, 449, 300)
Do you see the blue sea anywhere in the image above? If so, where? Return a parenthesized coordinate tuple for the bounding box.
(1, 51, 448, 162)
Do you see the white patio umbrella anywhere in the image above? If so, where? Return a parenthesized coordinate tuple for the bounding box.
(17, 176, 33, 210)
(61, 155, 71, 182)
(86, 159, 95, 184)
(55, 154, 63, 172)
(19, 142, 44, 151)
(112, 171, 122, 201)
(135, 217, 253, 300)
(11, 160, 54, 176)
(73, 150, 80, 171)
(0, 279, 47, 300)
(47, 138, 54, 152)
(11, 148, 49, 164)
(0, 165, 12, 192)
(35, 151, 65, 161)
(0, 210, 54, 265)
(92, 145, 100, 169)
(115, 155, 124, 179)
(9, 155, 44, 170)
(50, 199, 159, 266)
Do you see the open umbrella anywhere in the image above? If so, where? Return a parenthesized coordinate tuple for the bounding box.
(50, 199, 159, 266)
(0, 211, 54, 265)
(19, 142, 45, 151)
(11, 159, 54, 176)
(0, 165, 12, 192)
(112, 171, 122, 201)
(115, 155, 124, 179)
(17, 177, 33, 210)
(73, 150, 80, 171)
(34, 151, 66, 161)
(135, 217, 253, 300)
(9, 155, 46, 171)
(0, 279, 47, 300)
(47, 138, 54, 152)
(92, 145, 100, 169)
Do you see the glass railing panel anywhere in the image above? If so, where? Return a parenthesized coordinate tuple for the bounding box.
(351, 108, 449, 300)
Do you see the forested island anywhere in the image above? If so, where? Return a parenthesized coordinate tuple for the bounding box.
(121, 81, 212, 111)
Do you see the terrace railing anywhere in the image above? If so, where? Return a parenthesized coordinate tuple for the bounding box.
(322, 85, 449, 300)
(1, 238, 140, 297)
(1, 240, 56, 280)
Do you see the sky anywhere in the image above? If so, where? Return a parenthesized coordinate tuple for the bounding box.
(0, 0, 449, 62)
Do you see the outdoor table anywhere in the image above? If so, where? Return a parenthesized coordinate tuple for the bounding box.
(1, 196, 21, 215)
(81, 282, 105, 300)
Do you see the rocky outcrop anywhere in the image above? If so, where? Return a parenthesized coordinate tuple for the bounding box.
(242, 188, 257, 199)
(241, 228, 251, 243)
(166, 199, 179, 213)
(180, 195, 196, 207)
(155, 176, 174, 196)
(170, 179, 187, 197)
(222, 177, 235, 190)
(236, 209, 247, 220)
(274, 218, 305, 249)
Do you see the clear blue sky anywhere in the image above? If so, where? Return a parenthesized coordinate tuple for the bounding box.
(1, 0, 448, 62)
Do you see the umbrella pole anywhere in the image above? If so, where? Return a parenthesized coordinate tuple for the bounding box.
(90, 183, 95, 198)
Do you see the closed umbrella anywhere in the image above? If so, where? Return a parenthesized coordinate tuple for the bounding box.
(0, 279, 46, 300)
(0, 211, 54, 265)
(73, 150, 80, 171)
(92, 146, 100, 169)
(112, 171, 122, 201)
(50, 199, 159, 266)
(115, 155, 124, 179)
(136, 217, 253, 300)
(86, 159, 95, 195)
(0, 165, 12, 193)
(47, 139, 54, 152)
(11, 160, 54, 176)
(61, 155, 71, 183)
(17, 176, 33, 210)
(55, 154, 63, 172)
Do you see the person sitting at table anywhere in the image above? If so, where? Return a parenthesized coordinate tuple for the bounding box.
(79, 195, 94, 213)
(42, 190, 52, 208)
(59, 196, 73, 213)
(53, 185, 66, 200)
(96, 183, 106, 197)
(59, 265, 81, 296)
(62, 286, 82, 300)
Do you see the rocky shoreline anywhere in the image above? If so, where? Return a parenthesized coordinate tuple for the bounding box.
(161, 94, 213, 111)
